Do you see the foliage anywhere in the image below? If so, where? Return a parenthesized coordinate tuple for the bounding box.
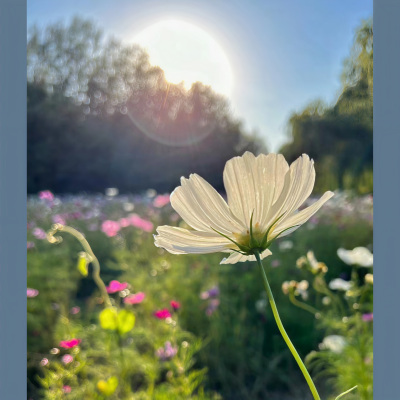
(285, 251, 374, 400)
(280, 19, 373, 194)
(27, 191, 372, 399)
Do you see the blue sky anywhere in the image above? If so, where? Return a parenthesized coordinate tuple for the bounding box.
(28, 0, 372, 151)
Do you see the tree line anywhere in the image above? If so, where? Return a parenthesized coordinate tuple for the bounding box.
(28, 17, 372, 194)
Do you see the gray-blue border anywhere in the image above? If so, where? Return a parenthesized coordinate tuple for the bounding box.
(0, 1, 27, 399)
(374, 0, 400, 399)
(0, 0, 398, 399)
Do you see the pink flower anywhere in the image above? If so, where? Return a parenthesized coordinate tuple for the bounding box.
(52, 214, 66, 225)
(33, 227, 47, 239)
(40, 358, 49, 366)
(62, 354, 73, 364)
(156, 341, 178, 360)
(63, 385, 72, 394)
(124, 292, 145, 304)
(101, 220, 120, 237)
(362, 313, 373, 322)
(154, 308, 172, 319)
(59, 338, 81, 349)
(27, 241, 35, 249)
(70, 306, 80, 315)
(106, 280, 128, 294)
(119, 218, 130, 228)
(170, 300, 181, 311)
(153, 194, 170, 208)
(27, 288, 39, 298)
(129, 214, 154, 232)
(39, 190, 54, 201)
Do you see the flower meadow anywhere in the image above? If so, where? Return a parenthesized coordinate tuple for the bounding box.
(27, 188, 373, 400)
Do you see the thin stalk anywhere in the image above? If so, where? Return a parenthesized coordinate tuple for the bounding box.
(289, 291, 320, 316)
(253, 250, 321, 400)
(47, 224, 112, 308)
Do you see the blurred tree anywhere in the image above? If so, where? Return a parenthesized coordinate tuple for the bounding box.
(280, 19, 373, 194)
(27, 17, 265, 194)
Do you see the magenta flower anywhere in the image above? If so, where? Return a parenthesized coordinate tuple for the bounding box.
(63, 385, 72, 394)
(106, 280, 128, 294)
(27, 241, 35, 249)
(154, 308, 172, 319)
(59, 338, 81, 349)
(129, 214, 154, 232)
(62, 354, 73, 364)
(362, 313, 373, 322)
(27, 288, 39, 298)
(101, 220, 120, 237)
(170, 300, 181, 311)
(156, 341, 178, 361)
(153, 194, 170, 208)
(124, 292, 145, 304)
(38, 190, 54, 201)
(33, 227, 47, 239)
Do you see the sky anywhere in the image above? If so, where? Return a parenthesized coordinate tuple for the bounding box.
(27, 0, 373, 151)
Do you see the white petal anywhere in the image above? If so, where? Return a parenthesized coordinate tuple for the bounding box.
(223, 152, 289, 228)
(220, 249, 272, 264)
(273, 191, 334, 237)
(154, 226, 232, 255)
(170, 174, 244, 234)
(265, 154, 315, 228)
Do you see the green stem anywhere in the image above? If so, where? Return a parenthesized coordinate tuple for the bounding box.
(47, 224, 112, 308)
(253, 250, 321, 400)
(289, 291, 320, 316)
(335, 385, 358, 400)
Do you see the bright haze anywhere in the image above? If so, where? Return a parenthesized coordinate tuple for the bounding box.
(27, 0, 372, 151)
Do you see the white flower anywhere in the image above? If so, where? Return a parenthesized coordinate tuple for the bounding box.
(319, 335, 347, 354)
(337, 247, 373, 267)
(365, 273, 374, 284)
(329, 278, 352, 291)
(154, 152, 334, 264)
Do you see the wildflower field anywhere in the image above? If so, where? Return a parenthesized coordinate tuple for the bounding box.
(27, 189, 373, 400)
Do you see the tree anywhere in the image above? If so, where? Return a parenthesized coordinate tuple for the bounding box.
(280, 19, 373, 194)
(27, 17, 265, 194)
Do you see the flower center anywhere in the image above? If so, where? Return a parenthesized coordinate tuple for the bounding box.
(233, 222, 271, 250)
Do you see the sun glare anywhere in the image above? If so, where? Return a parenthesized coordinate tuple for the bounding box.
(133, 19, 234, 97)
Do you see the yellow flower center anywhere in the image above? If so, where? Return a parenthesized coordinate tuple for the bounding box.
(233, 222, 273, 249)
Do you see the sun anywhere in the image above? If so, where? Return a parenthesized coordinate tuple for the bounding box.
(132, 19, 234, 97)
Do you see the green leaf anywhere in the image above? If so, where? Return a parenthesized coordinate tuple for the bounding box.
(99, 308, 118, 331)
(77, 252, 89, 277)
(117, 309, 135, 335)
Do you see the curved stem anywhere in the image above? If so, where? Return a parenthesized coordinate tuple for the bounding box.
(289, 291, 320, 316)
(47, 224, 112, 308)
(253, 250, 321, 400)
(335, 385, 358, 399)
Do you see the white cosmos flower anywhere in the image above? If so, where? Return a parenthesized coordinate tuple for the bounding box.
(337, 247, 373, 267)
(329, 278, 353, 291)
(319, 335, 347, 354)
(154, 152, 334, 264)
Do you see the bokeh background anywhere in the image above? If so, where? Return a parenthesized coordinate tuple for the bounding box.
(27, 1, 373, 399)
